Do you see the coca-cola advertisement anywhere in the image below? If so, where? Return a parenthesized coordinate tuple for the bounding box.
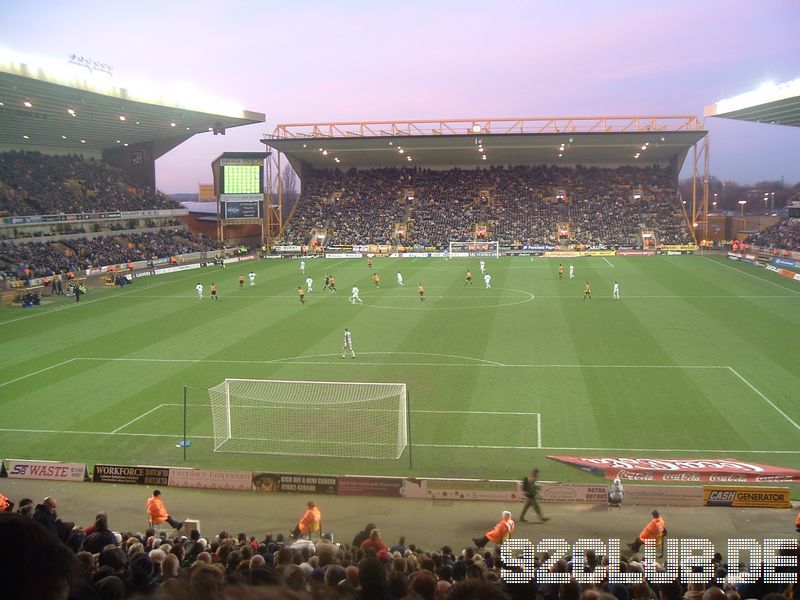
(547, 456, 800, 483)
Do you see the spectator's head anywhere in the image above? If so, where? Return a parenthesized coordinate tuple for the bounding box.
(0, 512, 78, 600)
(410, 568, 438, 600)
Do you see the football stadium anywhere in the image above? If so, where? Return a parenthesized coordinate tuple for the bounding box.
(1, 39, 799, 600)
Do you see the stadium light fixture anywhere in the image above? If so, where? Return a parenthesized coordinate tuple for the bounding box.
(170, 122, 176, 127)
(558, 153, 563, 158)
(61, 135, 66, 139)
(23, 100, 32, 107)
(80, 139, 86, 143)
(482, 155, 487, 160)
(116, 139, 121, 143)
(398, 148, 404, 154)
(334, 157, 340, 163)
(67, 108, 76, 116)
(123, 143, 128, 147)
(119, 115, 126, 121)
(713, 77, 800, 114)
(641, 145, 647, 150)
(407, 156, 412, 161)
(23, 134, 29, 139)
(472, 124, 481, 133)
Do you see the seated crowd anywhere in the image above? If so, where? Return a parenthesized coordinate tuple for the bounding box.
(0, 494, 796, 600)
(0, 229, 221, 281)
(282, 165, 691, 248)
(0, 151, 180, 216)
(748, 218, 800, 251)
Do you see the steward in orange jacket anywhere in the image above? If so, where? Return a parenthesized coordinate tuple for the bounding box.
(146, 490, 183, 530)
(0, 493, 12, 512)
(628, 510, 666, 552)
(293, 501, 322, 538)
(795, 510, 800, 533)
(473, 511, 515, 548)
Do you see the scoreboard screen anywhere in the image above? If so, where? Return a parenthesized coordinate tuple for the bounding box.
(223, 200, 262, 219)
(222, 164, 262, 194)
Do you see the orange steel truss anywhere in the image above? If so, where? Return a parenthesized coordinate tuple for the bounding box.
(268, 116, 703, 139)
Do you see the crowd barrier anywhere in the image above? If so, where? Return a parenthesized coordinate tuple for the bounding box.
(1, 460, 792, 508)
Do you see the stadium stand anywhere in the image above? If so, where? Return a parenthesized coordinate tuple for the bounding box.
(0, 229, 221, 280)
(748, 217, 800, 251)
(0, 151, 180, 216)
(0, 496, 796, 600)
(282, 165, 692, 248)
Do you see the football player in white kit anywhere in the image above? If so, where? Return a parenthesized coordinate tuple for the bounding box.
(342, 328, 355, 358)
(396, 271, 404, 286)
(248, 271, 256, 286)
(350, 286, 363, 304)
(480, 260, 486, 274)
(300, 260, 306, 274)
(306, 277, 313, 292)
(569, 264, 574, 279)
(195, 282, 204, 299)
(483, 273, 492, 288)
(613, 281, 620, 300)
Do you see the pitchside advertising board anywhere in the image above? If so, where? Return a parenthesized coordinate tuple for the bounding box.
(547, 456, 800, 483)
(3, 459, 88, 481)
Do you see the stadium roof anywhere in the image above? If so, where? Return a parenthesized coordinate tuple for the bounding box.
(263, 117, 706, 172)
(704, 77, 800, 127)
(0, 49, 265, 157)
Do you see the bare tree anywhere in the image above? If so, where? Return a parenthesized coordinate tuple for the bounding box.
(282, 164, 299, 196)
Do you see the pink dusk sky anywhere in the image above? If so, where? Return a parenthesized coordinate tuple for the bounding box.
(1, 0, 798, 193)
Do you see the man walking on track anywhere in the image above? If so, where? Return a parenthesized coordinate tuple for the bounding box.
(519, 468, 549, 523)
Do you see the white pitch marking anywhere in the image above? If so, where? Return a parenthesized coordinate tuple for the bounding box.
(0, 269, 216, 326)
(0, 358, 78, 389)
(111, 404, 168, 434)
(0, 426, 796, 454)
(602, 257, 615, 267)
(703, 256, 800, 295)
(727, 366, 800, 431)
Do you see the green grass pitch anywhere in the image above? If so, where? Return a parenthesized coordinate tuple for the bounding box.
(1, 254, 798, 482)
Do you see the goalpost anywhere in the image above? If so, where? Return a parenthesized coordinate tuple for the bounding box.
(448, 241, 500, 258)
(208, 379, 408, 460)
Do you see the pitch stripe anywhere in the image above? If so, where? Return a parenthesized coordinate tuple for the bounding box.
(702, 256, 800, 295)
(0, 358, 78, 389)
(727, 367, 800, 431)
(0, 427, 796, 454)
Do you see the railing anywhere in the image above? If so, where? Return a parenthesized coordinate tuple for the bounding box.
(266, 116, 704, 140)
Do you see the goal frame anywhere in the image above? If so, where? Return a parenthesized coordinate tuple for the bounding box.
(209, 378, 410, 462)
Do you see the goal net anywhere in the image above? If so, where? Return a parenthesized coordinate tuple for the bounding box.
(208, 379, 408, 459)
(448, 241, 500, 258)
